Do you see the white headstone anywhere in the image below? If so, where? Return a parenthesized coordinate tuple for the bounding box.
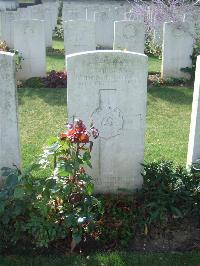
(14, 19, 46, 80)
(86, 5, 110, 20)
(113, 20, 145, 53)
(187, 55, 200, 166)
(0, 11, 17, 48)
(63, 7, 86, 21)
(161, 22, 194, 79)
(30, 6, 52, 47)
(95, 10, 113, 48)
(64, 20, 96, 55)
(67, 51, 148, 193)
(0, 52, 21, 177)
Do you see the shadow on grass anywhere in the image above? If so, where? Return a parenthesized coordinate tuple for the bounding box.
(17, 87, 67, 107)
(148, 86, 193, 105)
(1, 252, 200, 266)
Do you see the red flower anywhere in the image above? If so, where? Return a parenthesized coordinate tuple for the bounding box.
(60, 119, 90, 143)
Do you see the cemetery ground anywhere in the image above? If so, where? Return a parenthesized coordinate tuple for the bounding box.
(4, 39, 197, 263)
(20, 38, 190, 168)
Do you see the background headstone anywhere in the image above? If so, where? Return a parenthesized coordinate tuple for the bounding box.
(64, 20, 96, 55)
(187, 55, 200, 166)
(14, 19, 46, 80)
(161, 22, 194, 79)
(67, 51, 148, 193)
(0, 52, 21, 177)
(0, 11, 17, 48)
(113, 20, 145, 53)
(95, 10, 113, 48)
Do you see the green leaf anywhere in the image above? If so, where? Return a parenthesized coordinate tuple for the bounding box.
(170, 206, 183, 218)
(58, 164, 73, 176)
(86, 183, 94, 196)
(47, 136, 58, 146)
(72, 232, 82, 244)
(86, 160, 92, 168)
(0, 202, 5, 214)
(83, 151, 91, 161)
(14, 186, 25, 199)
(5, 173, 19, 188)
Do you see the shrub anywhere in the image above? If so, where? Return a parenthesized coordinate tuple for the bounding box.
(46, 47, 65, 56)
(136, 161, 200, 229)
(95, 161, 200, 248)
(181, 35, 200, 80)
(23, 77, 45, 88)
(53, 23, 64, 40)
(42, 71, 67, 88)
(0, 40, 23, 71)
(0, 40, 9, 51)
(0, 119, 101, 252)
(145, 35, 162, 58)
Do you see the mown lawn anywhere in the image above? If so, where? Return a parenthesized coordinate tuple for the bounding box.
(47, 39, 162, 73)
(17, 38, 192, 168)
(1, 252, 200, 266)
(18, 85, 193, 168)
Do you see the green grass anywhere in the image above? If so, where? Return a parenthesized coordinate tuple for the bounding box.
(18, 88, 67, 168)
(148, 56, 161, 73)
(46, 54, 65, 72)
(0, 252, 200, 266)
(52, 38, 64, 50)
(47, 39, 162, 73)
(145, 86, 193, 165)
(18, 86, 193, 169)
(46, 39, 65, 72)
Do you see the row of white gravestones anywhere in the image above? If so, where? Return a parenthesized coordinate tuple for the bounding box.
(14, 19, 46, 80)
(0, 52, 21, 178)
(187, 55, 200, 166)
(161, 22, 194, 79)
(0, 2, 58, 48)
(63, 19, 145, 56)
(67, 51, 148, 193)
(1, 48, 199, 190)
(62, 2, 130, 21)
(63, 7, 127, 48)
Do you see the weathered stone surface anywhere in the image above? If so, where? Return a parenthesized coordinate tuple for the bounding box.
(161, 22, 194, 79)
(94, 10, 113, 48)
(0, 11, 17, 48)
(14, 19, 46, 80)
(64, 20, 96, 55)
(113, 20, 144, 53)
(0, 52, 21, 177)
(95, 7, 126, 48)
(0, 0, 18, 11)
(67, 51, 148, 193)
(63, 6, 87, 21)
(30, 6, 52, 47)
(187, 55, 200, 166)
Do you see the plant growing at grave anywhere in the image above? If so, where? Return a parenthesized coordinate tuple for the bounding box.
(9, 49, 24, 72)
(0, 40, 9, 52)
(54, 18, 64, 40)
(181, 35, 200, 80)
(0, 40, 24, 71)
(0, 119, 102, 252)
(42, 70, 67, 88)
(145, 34, 162, 58)
(134, 161, 200, 233)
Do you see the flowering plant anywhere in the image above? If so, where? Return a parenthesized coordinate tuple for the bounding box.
(38, 119, 101, 250)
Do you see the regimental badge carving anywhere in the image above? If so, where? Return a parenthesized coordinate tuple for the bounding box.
(123, 24, 136, 39)
(173, 26, 184, 37)
(91, 90, 124, 139)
